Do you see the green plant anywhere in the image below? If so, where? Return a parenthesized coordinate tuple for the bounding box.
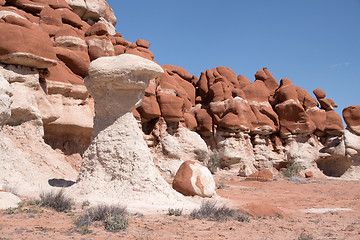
(282, 160, 301, 178)
(3, 207, 17, 215)
(38, 189, 73, 212)
(206, 151, 221, 174)
(104, 215, 128, 232)
(298, 231, 314, 240)
(190, 201, 249, 222)
(75, 204, 128, 233)
(81, 200, 90, 209)
(168, 208, 183, 216)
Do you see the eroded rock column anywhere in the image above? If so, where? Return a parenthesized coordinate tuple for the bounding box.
(74, 54, 186, 209)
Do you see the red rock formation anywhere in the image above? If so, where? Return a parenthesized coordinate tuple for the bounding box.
(343, 105, 360, 135)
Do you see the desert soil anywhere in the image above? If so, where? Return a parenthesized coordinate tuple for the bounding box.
(0, 171, 359, 240)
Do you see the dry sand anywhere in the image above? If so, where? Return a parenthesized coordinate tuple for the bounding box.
(0, 171, 359, 240)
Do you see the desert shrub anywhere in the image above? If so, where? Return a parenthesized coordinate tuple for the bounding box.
(168, 208, 183, 216)
(104, 215, 128, 232)
(282, 160, 301, 178)
(298, 231, 314, 240)
(75, 204, 128, 232)
(206, 151, 221, 174)
(38, 189, 73, 212)
(190, 201, 249, 222)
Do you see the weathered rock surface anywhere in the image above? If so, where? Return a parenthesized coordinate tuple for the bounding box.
(72, 54, 188, 209)
(172, 160, 216, 197)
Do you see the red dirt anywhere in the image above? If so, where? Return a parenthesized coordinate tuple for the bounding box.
(1, 172, 359, 239)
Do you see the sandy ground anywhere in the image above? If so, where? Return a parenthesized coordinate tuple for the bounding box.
(1, 171, 359, 240)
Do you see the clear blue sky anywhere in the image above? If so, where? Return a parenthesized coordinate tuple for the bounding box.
(106, 0, 360, 117)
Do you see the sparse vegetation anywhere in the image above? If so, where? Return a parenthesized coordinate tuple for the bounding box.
(206, 151, 221, 174)
(190, 201, 249, 222)
(168, 208, 183, 216)
(75, 204, 128, 233)
(217, 179, 228, 189)
(282, 159, 301, 178)
(298, 231, 314, 240)
(38, 189, 73, 212)
(104, 215, 128, 232)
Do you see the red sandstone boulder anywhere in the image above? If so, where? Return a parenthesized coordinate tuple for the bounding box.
(296, 87, 318, 110)
(324, 110, 344, 136)
(237, 74, 251, 89)
(172, 160, 216, 197)
(0, 17, 57, 68)
(242, 80, 279, 134)
(183, 112, 197, 131)
(255, 67, 279, 93)
(136, 39, 150, 48)
(305, 171, 313, 178)
(246, 169, 273, 182)
(54, 46, 90, 77)
(137, 80, 161, 120)
(194, 108, 213, 136)
(272, 78, 316, 137)
(157, 92, 184, 121)
(313, 88, 326, 100)
(343, 105, 360, 135)
(85, 21, 107, 36)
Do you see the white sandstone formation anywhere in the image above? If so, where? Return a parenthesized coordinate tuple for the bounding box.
(72, 54, 190, 212)
(0, 65, 77, 198)
(215, 129, 257, 176)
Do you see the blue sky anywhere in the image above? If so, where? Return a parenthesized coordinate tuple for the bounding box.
(106, 0, 360, 117)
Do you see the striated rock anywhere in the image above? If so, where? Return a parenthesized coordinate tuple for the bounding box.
(172, 160, 216, 197)
(343, 105, 360, 135)
(86, 35, 114, 61)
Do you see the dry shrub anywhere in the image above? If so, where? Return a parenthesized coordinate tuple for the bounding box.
(190, 201, 249, 222)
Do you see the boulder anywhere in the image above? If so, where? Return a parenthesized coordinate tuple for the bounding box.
(0, 18, 57, 68)
(246, 169, 273, 182)
(172, 160, 216, 197)
(0, 191, 21, 209)
(343, 105, 360, 135)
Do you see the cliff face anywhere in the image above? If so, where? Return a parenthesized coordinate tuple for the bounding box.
(0, 0, 359, 198)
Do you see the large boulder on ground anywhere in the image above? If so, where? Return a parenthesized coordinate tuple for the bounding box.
(172, 160, 216, 197)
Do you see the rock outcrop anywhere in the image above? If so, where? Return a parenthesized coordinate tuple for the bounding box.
(0, 0, 359, 207)
(72, 54, 188, 210)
